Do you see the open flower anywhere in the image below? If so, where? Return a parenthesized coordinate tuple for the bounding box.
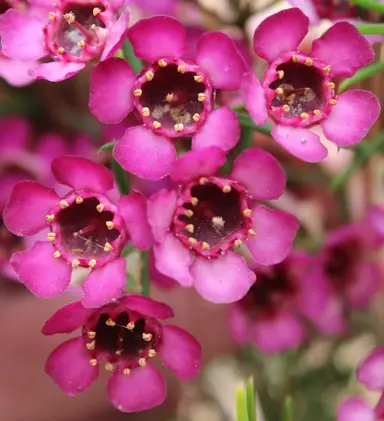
(0, 0, 129, 81)
(90, 15, 247, 179)
(244, 8, 380, 163)
(138, 147, 299, 304)
(42, 295, 201, 412)
(3, 156, 154, 307)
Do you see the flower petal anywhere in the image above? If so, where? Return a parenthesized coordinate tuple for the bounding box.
(337, 398, 375, 421)
(241, 72, 268, 125)
(82, 258, 126, 308)
(288, 0, 320, 23)
(191, 107, 240, 152)
(118, 192, 153, 250)
(196, 31, 247, 90)
(101, 8, 130, 61)
(29, 62, 86, 82)
(51, 156, 113, 193)
(358, 347, 384, 390)
(0, 9, 46, 60)
(10, 241, 72, 298)
(107, 364, 166, 412)
(128, 15, 187, 62)
(246, 205, 299, 266)
(0, 116, 30, 152)
(311, 22, 375, 78)
(3, 181, 59, 236)
(229, 306, 249, 345)
(191, 251, 256, 303)
(42, 302, 88, 335)
(322, 90, 380, 146)
(253, 8, 309, 62)
(271, 125, 328, 163)
(159, 325, 202, 380)
(153, 233, 193, 287)
(0, 56, 35, 87)
(148, 250, 179, 289)
(170, 147, 226, 184)
(119, 294, 174, 319)
(147, 189, 177, 243)
(45, 337, 99, 396)
(231, 148, 285, 200)
(114, 126, 176, 180)
(89, 58, 135, 124)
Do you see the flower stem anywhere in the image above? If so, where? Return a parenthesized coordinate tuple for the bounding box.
(99, 141, 115, 151)
(122, 40, 143, 74)
(236, 111, 272, 135)
(246, 377, 257, 421)
(111, 158, 129, 195)
(282, 397, 293, 421)
(236, 383, 249, 421)
(349, 0, 384, 14)
(338, 60, 384, 92)
(140, 252, 150, 296)
(355, 22, 384, 34)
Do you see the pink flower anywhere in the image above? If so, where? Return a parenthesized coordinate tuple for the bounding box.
(367, 205, 384, 244)
(42, 296, 201, 412)
(0, 0, 130, 82)
(89, 15, 247, 179)
(244, 8, 381, 163)
(136, 147, 299, 304)
(3, 156, 155, 307)
(337, 397, 381, 421)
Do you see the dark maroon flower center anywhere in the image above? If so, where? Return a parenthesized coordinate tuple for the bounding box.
(313, 0, 357, 19)
(173, 177, 253, 258)
(133, 58, 213, 138)
(83, 306, 161, 372)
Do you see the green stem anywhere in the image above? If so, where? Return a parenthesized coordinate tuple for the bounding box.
(339, 61, 384, 93)
(355, 23, 384, 34)
(236, 111, 272, 135)
(123, 40, 143, 74)
(111, 158, 129, 195)
(246, 377, 257, 421)
(349, 0, 384, 14)
(100, 141, 116, 151)
(140, 252, 150, 296)
(282, 396, 293, 421)
(236, 384, 249, 421)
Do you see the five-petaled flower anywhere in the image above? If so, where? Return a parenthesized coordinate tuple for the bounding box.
(89, 15, 247, 180)
(3, 156, 155, 307)
(42, 295, 201, 412)
(243, 8, 381, 163)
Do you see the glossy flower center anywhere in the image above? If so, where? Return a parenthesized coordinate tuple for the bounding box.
(83, 306, 161, 372)
(173, 177, 253, 258)
(133, 58, 213, 138)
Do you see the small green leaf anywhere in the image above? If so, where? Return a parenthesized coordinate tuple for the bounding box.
(246, 377, 256, 421)
(123, 40, 143, 74)
(140, 251, 150, 296)
(349, 0, 384, 14)
(282, 396, 293, 421)
(111, 158, 130, 195)
(355, 22, 384, 34)
(236, 111, 272, 135)
(100, 141, 116, 151)
(339, 61, 384, 93)
(236, 383, 249, 421)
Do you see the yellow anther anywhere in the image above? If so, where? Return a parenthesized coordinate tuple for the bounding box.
(177, 65, 185, 73)
(86, 341, 95, 350)
(142, 333, 153, 341)
(123, 368, 131, 375)
(47, 232, 56, 241)
(323, 65, 331, 72)
(53, 251, 61, 258)
(48, 11, 56, 19)
(139, 358, 146, 367)
(88, 259, 97, 269)
(76, 196, 83, 204)
(104, 242, 113, 252)
(275, 87, 284, 96)
(96, 203, 104, 213)
(93, 7, 101, 16)
(282, 104, 290, 112)
(72, 259, 80, 269)
(89, 359, 98, 366)
(304, 58, 313, 66)
(313, 109, 321, 117)
(46, 214, 55, 222)
(57, 47, 65, 55)
(105, 363, 114, 371)
(243, 209, 252, 217)
(192, 113, 200, 122)
(188, 237, 197, 244)
(327, 82, 335, 89)
(106, 221, 115, 230)
(202, 242, 210, 250)
(194, 75, 203, 83)
(127, 322, 135, 330)
(158, 59, 167, 67)
(60, 200, 69, 209)
(141, 107, 150, 117)
(64, 12, 75, 24)
(77, 40, 85, 48)
(234, 239, 242, 247)
(292, 55, 299, 63)
(277, 70, 284, 79)
(88, 331, 96, 339)
(329, 99, 337, 105)
(145, 71, 154, 81)
(106, 318, 116, 326)
(300, 112, 309, 119)
(165, 93, 174, 102)
(184, 209, 193, 217)
(116, 350, 123, 355)
(198, 93, 206, 102)
(133, 89, 142, 96)
(199, 177, 208, 185)
(91, 24, 97, 31)
(190, 197, 198, 206)
(212, 216, 225, 228)
(248, 229, 256, 236)
(153, 121, 161, 129)
(148, 349, 156, 358)
(222, 185, 231, 193)
(185, 224, 194, 234)
(174, 123, 184, 132)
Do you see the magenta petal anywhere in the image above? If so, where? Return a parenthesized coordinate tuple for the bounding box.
(3, 181, 59, 236)
(101, 8, 130, 61)
(170, 147, 226, 184)
(358, 347, 384, 390)
(89, 58, 135, 124)
(288, 0, 320, 23)
(322, 90, 380, 146)
(29, 62, 85, 82)
(10, 241, 72, 298)
(253, 8, 309, 62)
(159, 325, 201, 380)
(42, 302, 88, 335)
(148, 250, 179, 289)
(271, 125, 328, 163)
(0, 116, 30, 152)
(241, 72, 268, 125)
(52, 156, 113, 193)
(337, 398, 375, 421)
(229, 306, 249, 345)
(191, 107, 240, 152)
(45, 337, 99, 396)
(246, 205, 299, 266)
(82, 258, 126, 308)
(196, 31, 246, 90)
(191, 252, 256, 303)
(107, 364, 166, 412)
(153, 233, 193, 287)
(114, 126, 176, 180)
(147, 189, 176, 243)
(0, 9, 46, 60)
(119, 192, 153, 250)
(311, 22, 375, 77)
(231, 148, 285, 200)
(128, 16, 187, 62)
(119, 294, 174, 319)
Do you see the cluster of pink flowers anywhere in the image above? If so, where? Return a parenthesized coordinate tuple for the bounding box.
(0, 0, 382, 416)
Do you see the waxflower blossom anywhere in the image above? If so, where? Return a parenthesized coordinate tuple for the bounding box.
(3, 156, 154, 307)
(243, 8, 381, 163)
(42, 296, 201, 412)
(139, 146, 299, 304)
(89, 15, 247, 180)
(0, 0, 130, 82)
